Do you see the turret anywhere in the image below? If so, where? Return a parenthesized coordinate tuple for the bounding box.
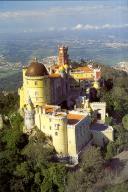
(0, 114, 3, 129)
(21, 58, 51, 107)
(24, 97, 35, 131)
(52, 113, 68, 155)
(58, 46, 69, 67)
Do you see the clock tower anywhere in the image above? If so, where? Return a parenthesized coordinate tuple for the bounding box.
(58, 46, 69, 66)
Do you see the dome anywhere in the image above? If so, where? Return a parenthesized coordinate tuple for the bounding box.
(25, 59, 48, 77)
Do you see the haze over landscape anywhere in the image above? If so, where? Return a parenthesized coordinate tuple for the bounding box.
(0, 0, 128, 89)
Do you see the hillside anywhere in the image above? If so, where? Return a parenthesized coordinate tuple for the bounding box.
(0, 71, 22, 91)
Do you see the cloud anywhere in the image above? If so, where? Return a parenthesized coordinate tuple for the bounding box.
(0, 4, 128, 20)
(72, 23, 128, 31)
(0, 11, 46, 19)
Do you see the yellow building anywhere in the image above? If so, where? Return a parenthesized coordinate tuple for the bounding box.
(24, 104, 91, 163)
(69, 66, 101, 90)
(23, 101, 113, 163)
(19, 59, 51, 108)
(19, 58, 69, 109)
(19, 46, 101, 110)
(70, 66, 94, 80)
(19, 46, 114, 164)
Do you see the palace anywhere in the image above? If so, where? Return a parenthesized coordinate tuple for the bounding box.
(19, 46, 113, 163)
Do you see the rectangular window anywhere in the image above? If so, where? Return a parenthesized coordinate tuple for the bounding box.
(35, 81, 37, 85)
(55, 132, 58, 136)
(55, 124, 59, 130)
(35, 91, 38, 96)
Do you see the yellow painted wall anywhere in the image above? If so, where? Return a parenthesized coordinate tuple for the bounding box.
(70, 72, 93, 80)
(67, 126, 77, 156)
(25, 77, 51, 106)
(35, 112, 68, 155)
(102, 127, 114, 141)
(19, 68, 27, 109)
(19, 87, 24, 109)
(19, 68, 52, 109)
(93, 81, 100, 90)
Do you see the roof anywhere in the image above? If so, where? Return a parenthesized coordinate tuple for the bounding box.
(67, 113, 85, 125)
(49, 73, 61, 78)
(78, 78, 94, 80)
(25, 60, 48, 77)
(42, 105, 66, 118)
(73, 66, 93, 73)
(91, 123, 109, 131)
(42, 105, 60, 113)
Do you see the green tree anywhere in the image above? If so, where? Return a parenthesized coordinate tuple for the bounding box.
(81, 146, 103, 174)
(104, 182, 128, 192)
(105, 142, 117, 160)
(122, 114, 128, 130)
(66, 147, 104, 192)
(105, 116, 112, 126)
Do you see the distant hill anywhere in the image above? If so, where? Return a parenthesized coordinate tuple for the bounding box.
(0, 71, 22, 91)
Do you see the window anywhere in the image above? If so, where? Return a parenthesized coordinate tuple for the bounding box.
(55, 132, 58, 136)
(35, 91, 38, 96)
(97, 113, 101, 120)
(35, 81, 37, 85)
(55, 124, 60, 130)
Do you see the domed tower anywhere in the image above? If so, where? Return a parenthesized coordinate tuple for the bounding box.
(19, 58, 51, 109)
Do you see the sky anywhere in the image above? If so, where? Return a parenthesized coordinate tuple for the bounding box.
(0, 0, 128, 33)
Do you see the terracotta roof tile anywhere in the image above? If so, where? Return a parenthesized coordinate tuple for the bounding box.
(73, 66, 93, 73)
(67, 113, 85, 125)
(49, 73, 61, 78)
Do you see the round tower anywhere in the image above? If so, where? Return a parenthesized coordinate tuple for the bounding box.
(24, 97, 35, 131)
(52, 113, 68, 156)
(23, 59, 51, 107)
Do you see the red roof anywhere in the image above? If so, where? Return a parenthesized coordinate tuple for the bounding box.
(67, 113, 85, 125)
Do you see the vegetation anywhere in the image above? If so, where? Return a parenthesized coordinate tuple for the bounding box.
(66, 146, 104, 192)
(0, 92, 19, 114)
(103, 182, 128, 192)
(0, 112, 67, 192)
(1, 62, 128, 191)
